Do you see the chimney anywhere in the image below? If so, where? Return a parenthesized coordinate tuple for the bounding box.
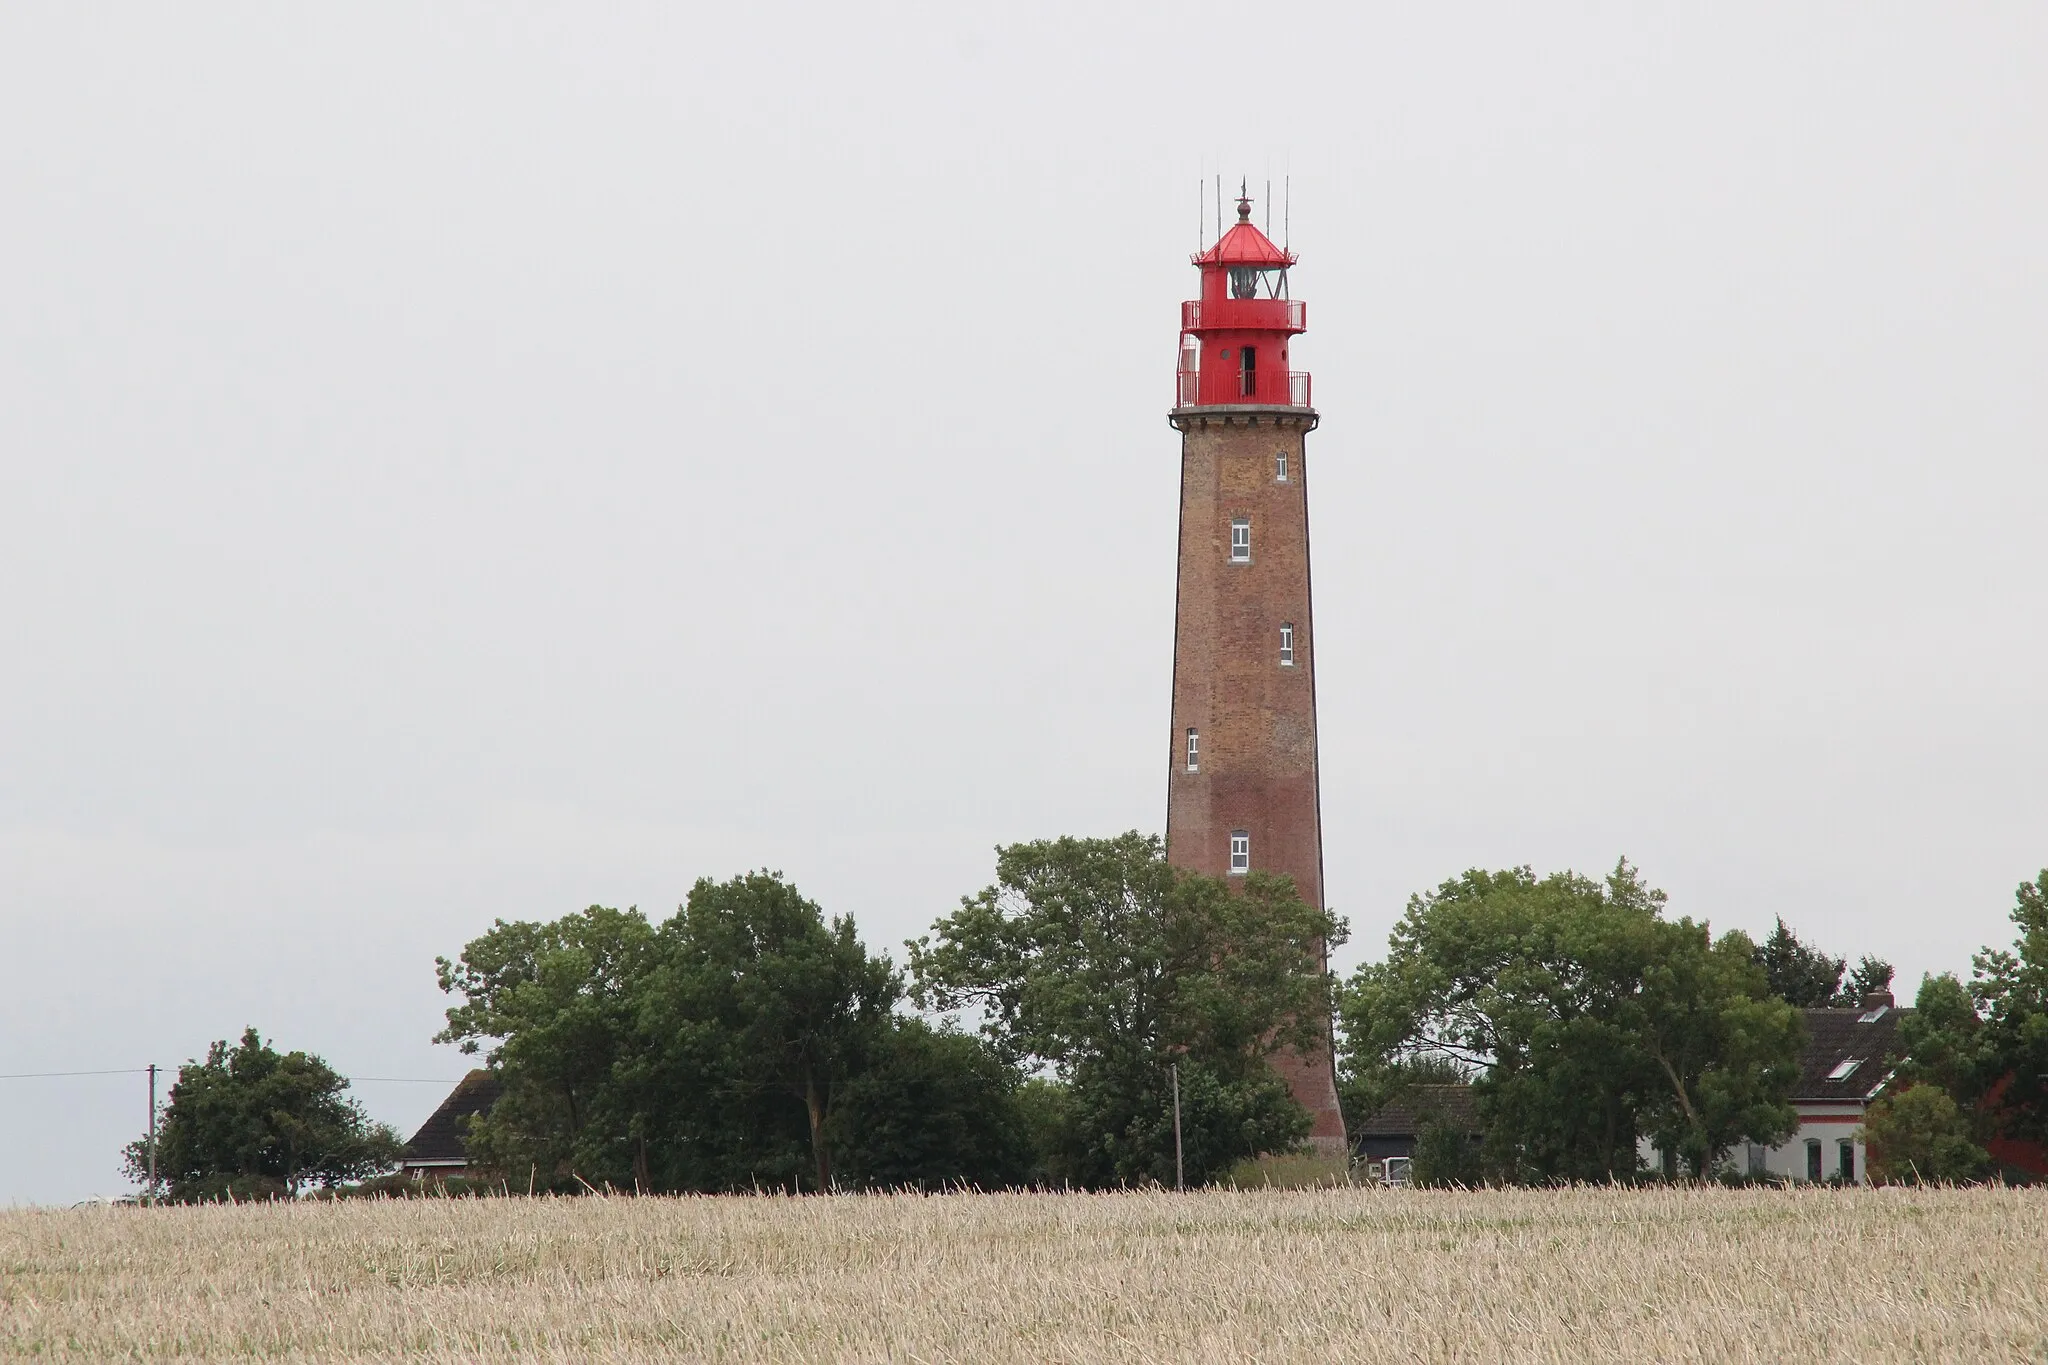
(1863, 990, 1895, 1010)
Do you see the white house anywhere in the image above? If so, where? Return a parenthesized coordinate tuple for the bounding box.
(1747, 992, 1904, 1184)
(1642, 991, 1906, 1184)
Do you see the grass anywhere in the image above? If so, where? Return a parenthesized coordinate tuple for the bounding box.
(4, 1185, 2046, 1361)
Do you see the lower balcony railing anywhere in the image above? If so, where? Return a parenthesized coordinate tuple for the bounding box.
(1175, 368, 1312, 408)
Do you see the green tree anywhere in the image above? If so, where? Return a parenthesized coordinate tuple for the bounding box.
(1859, 1085, 1989, 1184)
(1635, 918, 1804, 1176)
(1340, 861, 1800, 1183)
(1968, 870, 2048, 1146)
(1836, 955, 1896, 1008)
(437, 875, 985, 1194)
(636, 872, 900, 1191)
(1893, 872, 2048, 1154)
(908, 832, 1344, 1188)
(1410, 1113, 1484, 1189)
(434, 904, 661, 1186)
(1752, 918, 1844, 1007)
(123, 1028, 401, 1200)
(825, 1020, 1034, 1190)
(1894, 970, 1998, 1143)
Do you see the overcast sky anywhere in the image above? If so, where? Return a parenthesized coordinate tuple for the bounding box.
(3, 4, 2043, 1205)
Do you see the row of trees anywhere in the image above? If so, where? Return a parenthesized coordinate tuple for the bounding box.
(433, 833, 1340, 1192)
(129, 849, 2048, 1196)
(1750, 917, 1894, 1010)
(1340, 862, 1807, 1182)
(1863, 870, 2048, 1181)
(1345, 866, 2048, 1186)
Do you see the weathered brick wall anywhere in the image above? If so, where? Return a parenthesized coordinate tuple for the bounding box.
(1166, 407, 1346, 1152)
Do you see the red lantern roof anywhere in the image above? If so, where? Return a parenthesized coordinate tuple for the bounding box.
(1193, 196, 1296, 269)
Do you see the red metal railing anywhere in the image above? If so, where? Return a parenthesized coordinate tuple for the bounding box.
(1181, 297, 1306, 333)
(1175, 367, 1312, 408)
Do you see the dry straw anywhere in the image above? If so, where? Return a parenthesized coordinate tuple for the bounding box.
(4, 1185, 2045, 1362)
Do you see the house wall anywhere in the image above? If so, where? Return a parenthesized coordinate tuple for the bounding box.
(1639, 1103, 1868, 1184)
(1755, 1105, 1866, 1184)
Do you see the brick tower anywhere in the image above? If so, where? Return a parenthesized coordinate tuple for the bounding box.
(1165, 190, 1346, 1156)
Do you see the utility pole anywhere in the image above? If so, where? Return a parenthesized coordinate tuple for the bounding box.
(146, 1063, 158, 1205)
(1171, 1062, 1184, 1192)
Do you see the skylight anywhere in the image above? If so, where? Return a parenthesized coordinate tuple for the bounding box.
(1858, 1005, 1889, 1023)
(1826, 1059, 1863, 1082)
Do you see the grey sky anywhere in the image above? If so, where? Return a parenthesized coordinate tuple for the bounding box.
(3, 5, 2043, 1205)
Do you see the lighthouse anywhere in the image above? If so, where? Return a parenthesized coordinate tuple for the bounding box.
(1166, 190, 1346, 1156)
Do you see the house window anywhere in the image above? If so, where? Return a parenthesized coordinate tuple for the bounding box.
(1228, 830, 1249, 874)
(1380, 1156, 1412, 1187)
(1185, 728, 1199, 772)
(1826, 1059, 1863, 1082)
(1275, 451, 1288, 482)
(1838, 1140, 1856, 1183)
(1279, 622, 1294, 666)
(1805, 1139, 1822, 1182)
(1229, 519, 1250, 562)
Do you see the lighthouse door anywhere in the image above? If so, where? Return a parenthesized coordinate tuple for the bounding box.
(1239, 345, 1258, 399)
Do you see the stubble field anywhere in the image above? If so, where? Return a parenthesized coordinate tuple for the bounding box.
(3, 1185, 2045, 1362)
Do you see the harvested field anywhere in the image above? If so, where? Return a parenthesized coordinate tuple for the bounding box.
(3, 1185, 2044, 1362)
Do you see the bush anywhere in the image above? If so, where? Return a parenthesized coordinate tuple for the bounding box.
(1860, 1085, 1990, 1184)
(825, 1021, 1033, 1190)
(1411, 1117, 1484, 1188)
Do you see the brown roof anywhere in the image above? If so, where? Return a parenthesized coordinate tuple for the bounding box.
(1793, 1006, 1910, 1103)
(403, 1070, 502, 1162)
(1353, 1084, 1481, 1139)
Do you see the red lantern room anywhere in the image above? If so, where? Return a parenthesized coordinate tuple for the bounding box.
(1175, 191, 1310, 409)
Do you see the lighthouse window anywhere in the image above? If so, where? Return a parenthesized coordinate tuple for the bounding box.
(1280, 622, 1294, 666)
(1275, 451, 1288, 482)
(1229, 830, 1250, 874)
(1186, 728, 1199, 772)
(1229, 519, 1250, 562)
(1230, 266, 1260, 299)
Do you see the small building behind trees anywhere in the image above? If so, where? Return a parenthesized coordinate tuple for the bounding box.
(1350, 1085, 1480, 1186)
(397, 1070, 500, 1185)
(1640, 992, 1907, 1184)
(1763, 993, 1906, 1184)
(1353, 995, 1914, 1185)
